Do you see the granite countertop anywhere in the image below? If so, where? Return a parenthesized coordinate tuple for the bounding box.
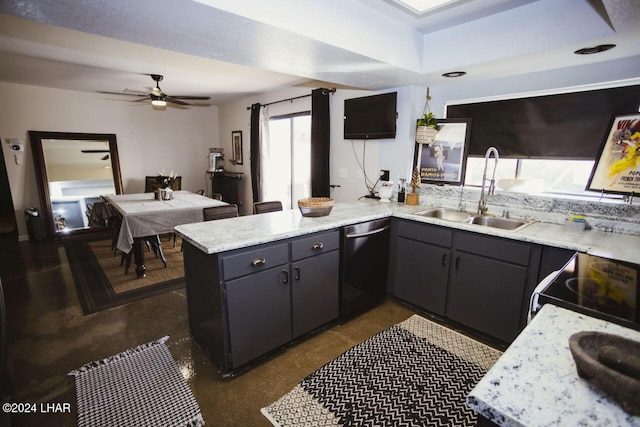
(467, 304, 640, 426)
(174, 200, 640, 264)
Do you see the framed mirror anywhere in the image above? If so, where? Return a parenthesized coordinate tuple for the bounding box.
(29, 131, 123, 240)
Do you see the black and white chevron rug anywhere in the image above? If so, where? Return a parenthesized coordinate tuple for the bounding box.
(262, 315, 502, 426)
(69, 336, 204, 427)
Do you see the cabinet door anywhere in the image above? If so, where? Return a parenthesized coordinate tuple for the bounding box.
(394, 237, 450, 316)
(226, 265, 292, 368)
(292, 250, 339, 338)
(447, 252, 527, 342)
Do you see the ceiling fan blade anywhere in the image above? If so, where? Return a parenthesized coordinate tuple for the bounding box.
(131, 97, 152, 102)
(101, 155, 110, 161)
(166, 97, 190, 106)
(81, 149, 110, 153)
(97, 91, 148, 97)
(169, 95, 211, 100)
(122, 88, 149, 95)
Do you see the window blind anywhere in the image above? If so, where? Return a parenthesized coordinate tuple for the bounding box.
(446, 85, 640, 159)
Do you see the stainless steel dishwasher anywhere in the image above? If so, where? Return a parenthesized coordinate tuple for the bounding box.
(340, 218, 391, 319)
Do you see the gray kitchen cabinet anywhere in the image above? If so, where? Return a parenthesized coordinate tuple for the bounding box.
(183, 229, 339, 376)
(447, 232, 540, 342)
(389, 218, 541, 343)
(226, 264, 292, 368)
(392, 220, 452, 316)
(447, 251, 527, 342)
(291, 231, 340, 338)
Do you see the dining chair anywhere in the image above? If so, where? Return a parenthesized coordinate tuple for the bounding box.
(211, 193, 223, 201)
(195, 189, 205, 195)
(203, 205, 239, 221)
(102, 198, 122, 256)
(253, 201, 283, 214)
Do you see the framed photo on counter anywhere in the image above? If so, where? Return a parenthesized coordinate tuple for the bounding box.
(413, 118, 471, 185)
(586, 113, 640, 195)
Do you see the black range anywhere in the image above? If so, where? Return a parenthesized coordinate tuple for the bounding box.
(539, 252, 639, 331)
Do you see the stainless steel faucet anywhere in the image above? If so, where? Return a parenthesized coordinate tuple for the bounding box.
(457, 185, 466, 211)
(478, 147, 499, 215)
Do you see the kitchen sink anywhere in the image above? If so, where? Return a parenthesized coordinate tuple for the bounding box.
(414, 207, 473, 222)
(413, 207, 534, 231)
(462, 215, 534, 231)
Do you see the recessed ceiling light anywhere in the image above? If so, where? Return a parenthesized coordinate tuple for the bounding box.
(574, 44, 616, 55)
(442, 71, 466, 78)
(388, 0, 460, 15)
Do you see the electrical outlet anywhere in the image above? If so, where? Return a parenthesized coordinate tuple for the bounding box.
(380, 170, 390, 181)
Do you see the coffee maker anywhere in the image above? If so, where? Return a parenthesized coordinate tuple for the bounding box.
(208, 148, 224, 172)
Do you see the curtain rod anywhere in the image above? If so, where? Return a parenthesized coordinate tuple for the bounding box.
(246, 88, 336, 110)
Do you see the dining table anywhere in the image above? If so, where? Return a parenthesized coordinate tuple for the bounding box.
(103, 190, 227, 277)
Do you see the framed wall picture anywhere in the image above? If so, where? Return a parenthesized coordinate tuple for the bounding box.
(231, 130, 243, 165)
(413, 118, 471, 185)
(586, 113, 640, 195)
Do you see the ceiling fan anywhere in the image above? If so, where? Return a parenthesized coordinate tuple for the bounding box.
(81, 149, 110, 160)
(98, 74, 211, 107)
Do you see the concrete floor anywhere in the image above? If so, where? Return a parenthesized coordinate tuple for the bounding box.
(1, 237, 417, 426)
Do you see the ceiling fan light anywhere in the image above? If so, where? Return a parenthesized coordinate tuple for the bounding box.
(151, 99, 167, 107)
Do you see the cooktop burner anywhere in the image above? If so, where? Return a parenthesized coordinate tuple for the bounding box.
(539, 253, 639, 331)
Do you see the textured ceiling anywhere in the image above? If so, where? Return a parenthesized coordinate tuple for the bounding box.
(0, 0, 639, 105)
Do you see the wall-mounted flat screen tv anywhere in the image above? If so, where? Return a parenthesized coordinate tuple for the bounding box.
(344, 92, 397, 140)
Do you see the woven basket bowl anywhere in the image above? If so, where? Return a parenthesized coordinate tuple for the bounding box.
(298, 197, 334, 217)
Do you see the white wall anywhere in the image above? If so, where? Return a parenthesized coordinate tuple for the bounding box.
(0, 82, 219, 240)
(217, 85, 426, 213)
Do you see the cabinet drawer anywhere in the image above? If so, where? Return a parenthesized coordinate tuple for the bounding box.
(222, 242, 289, 280)
(397, 220, 453, 248)
(291, 230, 339, 261)
(455, 232, 530, 266)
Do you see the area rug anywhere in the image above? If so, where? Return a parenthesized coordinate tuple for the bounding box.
(69, 336, 204, 427)
(65, 235, 185, 314)
(261, 314, 503, 426)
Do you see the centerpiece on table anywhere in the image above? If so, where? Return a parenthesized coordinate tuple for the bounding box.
(155, 170, 177, 200)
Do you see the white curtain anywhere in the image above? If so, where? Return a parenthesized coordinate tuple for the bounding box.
(259, 106, 273, 201)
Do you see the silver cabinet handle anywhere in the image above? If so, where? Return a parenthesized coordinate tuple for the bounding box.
(251, 257, 266, 266)
(294, 266, 300, 281)
(312, 242, 324, 250)
(283, 269, 289, 284)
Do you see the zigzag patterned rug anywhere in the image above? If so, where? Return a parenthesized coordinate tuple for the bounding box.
(262, 315, 502, 426)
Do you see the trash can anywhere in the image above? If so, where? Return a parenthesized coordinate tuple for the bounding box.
(24, 208, 44, 241)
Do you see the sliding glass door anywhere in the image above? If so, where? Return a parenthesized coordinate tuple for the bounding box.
(265, 113, 311, 209)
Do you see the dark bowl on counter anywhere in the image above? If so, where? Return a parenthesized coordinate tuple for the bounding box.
(569, 331, 640, 416)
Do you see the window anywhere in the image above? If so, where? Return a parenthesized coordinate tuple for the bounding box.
(265, 113, 311, 209)
(464, 158, 595, 195)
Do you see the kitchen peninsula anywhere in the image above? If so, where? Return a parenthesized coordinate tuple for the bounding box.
(176, 199, 639, 374)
